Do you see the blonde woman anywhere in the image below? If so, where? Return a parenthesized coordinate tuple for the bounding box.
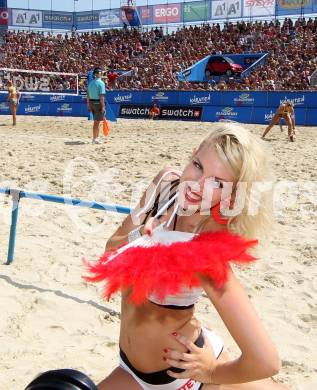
(262, 102, 295, 141)
(87, 124, 288, 390)
(7, 80, 20, 126)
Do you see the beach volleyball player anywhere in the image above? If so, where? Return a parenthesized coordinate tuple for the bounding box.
(7, 80, 20, 126)
(262, 102, 296, 141)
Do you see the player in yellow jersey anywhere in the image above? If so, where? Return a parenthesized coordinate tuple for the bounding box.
(262, 101, 296, 142)
(7, 80, 20, 126)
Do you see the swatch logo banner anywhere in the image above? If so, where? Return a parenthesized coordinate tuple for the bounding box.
(278, 0, 310, 8)
(161, 106, 202, 120)
(120, 105, 151, 118)
(119, 105, 202, 120)
(153, 4, 181, 23)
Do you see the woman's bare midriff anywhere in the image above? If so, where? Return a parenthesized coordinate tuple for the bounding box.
(119, 295, 201, 373)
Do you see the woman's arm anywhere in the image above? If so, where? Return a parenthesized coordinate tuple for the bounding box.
(198, 270, 280, 384)
(105, 167, 178, 251)
(290, 107, 295, 129)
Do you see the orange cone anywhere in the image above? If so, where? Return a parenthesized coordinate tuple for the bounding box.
(103, 118, 110, 136)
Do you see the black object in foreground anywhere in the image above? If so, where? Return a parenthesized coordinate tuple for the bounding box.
(24, 369, 97, 390)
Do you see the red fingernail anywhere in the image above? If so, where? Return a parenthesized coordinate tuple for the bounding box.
(163, 348, 168, 353)
(163, 357, 166, 361)
(172, 332, 177, 336)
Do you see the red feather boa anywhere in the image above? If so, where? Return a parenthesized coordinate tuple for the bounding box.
(84, 231, 257, 304)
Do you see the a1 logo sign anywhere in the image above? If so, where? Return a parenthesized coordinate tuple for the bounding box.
(12, 9, 42, 27)
(212, 0, 242, 18)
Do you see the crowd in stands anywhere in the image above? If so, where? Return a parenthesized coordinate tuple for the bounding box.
(0, 16, 316, 91)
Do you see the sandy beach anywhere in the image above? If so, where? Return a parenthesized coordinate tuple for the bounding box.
(0, 115, 316, 390)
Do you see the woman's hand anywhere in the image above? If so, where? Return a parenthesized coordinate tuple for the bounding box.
(143, 216, 162, 236)
(163, 332, 218, 384)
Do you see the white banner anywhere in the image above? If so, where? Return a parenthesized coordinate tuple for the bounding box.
(212, 0, 242, 19)
(12, 9, 43, 27)
(243, 0, 276, 17)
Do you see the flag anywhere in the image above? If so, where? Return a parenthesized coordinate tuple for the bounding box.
(106, 101, 117, 122)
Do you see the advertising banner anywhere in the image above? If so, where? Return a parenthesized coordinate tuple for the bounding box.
(182, 1, 210, 23)
(18, 102, 48, 116)
(1, 91, 316, 124)
(0, 7, 8, 26)
(202, 105, 252, 122)
(119, 104, 202, 120)
(243, 0, 276, 18)
(108, 91, 135, 105)
(43, 11, 73, 30)
(0, 100, 10, 113)
(268, 92, 307, 108)
(222, 91, 268, 107)
(305, 109, 317, 125)
(178, 91, 222, 106)
(276, 0, 313, 15)
(11, 9, 42, 28)
(153, 3, 181, 24)
(251, 107, 306, 125)
(211, 0, 242, 19)
(98, 9, 121, 28)
(137, 5, 153, 24)
(75, 10, 100, 30)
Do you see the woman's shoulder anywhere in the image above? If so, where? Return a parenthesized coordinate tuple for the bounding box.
(153, 166, 181, 185)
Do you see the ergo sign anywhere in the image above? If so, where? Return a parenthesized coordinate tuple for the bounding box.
(154, 4, 180, 23)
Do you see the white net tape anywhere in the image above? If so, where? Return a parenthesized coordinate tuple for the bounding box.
(0, 68, 79, 95)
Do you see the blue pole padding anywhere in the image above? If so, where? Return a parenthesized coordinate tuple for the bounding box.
(18, 190, 131, 214)
(0, 187, 131, 265)
(7, 189, 21, 265)
(0, 187, 10, 195)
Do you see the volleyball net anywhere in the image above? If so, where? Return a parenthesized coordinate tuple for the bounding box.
(0, 68, 79, 95)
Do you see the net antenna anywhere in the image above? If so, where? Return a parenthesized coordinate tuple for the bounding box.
(0, 68, 79, 95)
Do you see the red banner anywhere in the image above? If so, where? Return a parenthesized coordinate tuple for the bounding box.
(153, 3, 181, 24)
(139, 6, 152, 22)
(0, 8, 8, 25)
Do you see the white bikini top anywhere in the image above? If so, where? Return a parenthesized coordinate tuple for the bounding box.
(126, 170, 203, 308)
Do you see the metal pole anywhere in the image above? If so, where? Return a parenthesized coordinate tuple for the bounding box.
(51, 0, 53, 33)
(92, 0, 94, 32)
(6, 189, 21, 265)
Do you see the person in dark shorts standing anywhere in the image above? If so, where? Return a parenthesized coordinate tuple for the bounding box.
(87, 67, 106, 144)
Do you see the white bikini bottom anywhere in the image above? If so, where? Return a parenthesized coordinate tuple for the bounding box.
(119, 327, 224, 390)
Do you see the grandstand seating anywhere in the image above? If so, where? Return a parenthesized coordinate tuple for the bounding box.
(0, 17, 316, 91)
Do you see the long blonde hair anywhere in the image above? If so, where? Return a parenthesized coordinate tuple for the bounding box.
(199, 123, 273, 239)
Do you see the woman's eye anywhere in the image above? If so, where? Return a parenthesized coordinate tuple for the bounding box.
(193, 160, 201, 169)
